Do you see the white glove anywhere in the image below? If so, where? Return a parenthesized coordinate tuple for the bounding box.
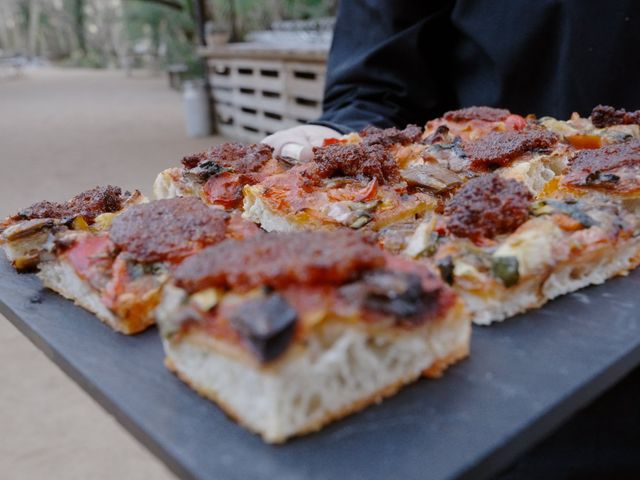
(262, 125, 341, 162)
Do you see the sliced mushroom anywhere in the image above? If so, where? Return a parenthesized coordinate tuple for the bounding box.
(530, 199, 597, 228)
(325, 200, 380, 229)
(183, 160, 227, 184)
(1, 218, 54, 242)
(401, 164, 462, 192)
(12, 253, 40, 271)
(403, 216, 437, 258)
(341, 269, 437, 326)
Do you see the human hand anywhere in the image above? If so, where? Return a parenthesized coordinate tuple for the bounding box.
(262, 125, 341, 162)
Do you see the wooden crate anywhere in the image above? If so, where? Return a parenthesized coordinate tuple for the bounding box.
(208, 60, 234, 88)
(204, 45, 328, 142)
(213, 102, 238, 139)
(286, 96, 323, 122)
(211, 85, 233, 104)
(231, 59, 286, 93)
(285, 62, 326, 100)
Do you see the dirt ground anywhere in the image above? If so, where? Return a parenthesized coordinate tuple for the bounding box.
(0, 67, 229, 479)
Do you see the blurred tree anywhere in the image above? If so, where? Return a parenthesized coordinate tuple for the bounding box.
(207, 0, 336, 41)
(122, 0, 201, 74)
(68, 0, 86, 54)
(0, 0, 335, 65)
(27, 0, 42, 57)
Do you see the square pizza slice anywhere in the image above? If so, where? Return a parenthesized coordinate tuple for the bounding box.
(422, 106, 528, 142)
(559, 138, 640, 202)
(156, 230, 470, 443)
(36, 197, 259, 334)
(0, 185, 144, 271)
(243, 140, 436, 232)
(420, 122, 572, 195)
(418, 105, 640, 197)
(539, 105, 640, 150)
(153, 142, 287, 209)
(402, 171, 640, 325)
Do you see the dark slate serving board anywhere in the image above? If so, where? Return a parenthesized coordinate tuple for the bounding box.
(1, 257, 640, 480)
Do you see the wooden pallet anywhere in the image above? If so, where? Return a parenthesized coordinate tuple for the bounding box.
(204, 46, 327, 142)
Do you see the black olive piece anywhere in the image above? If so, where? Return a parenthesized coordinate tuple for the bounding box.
(437, 256, 455, 285)
(229, 293, 298, 363)
(361, 269, 435, 324)
(585, 170, 620, 186)
(183, 160, 227, 184)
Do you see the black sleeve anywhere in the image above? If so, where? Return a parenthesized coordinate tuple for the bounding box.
(315, 0, 456, 132)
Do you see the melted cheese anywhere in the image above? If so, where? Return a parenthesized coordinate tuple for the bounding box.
(493, 218, 562, 278)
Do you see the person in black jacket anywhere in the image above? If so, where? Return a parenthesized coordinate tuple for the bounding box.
(262, 2, 640, 478)
(264, 0, 640, 161)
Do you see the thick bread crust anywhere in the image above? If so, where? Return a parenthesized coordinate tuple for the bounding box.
(152, 168, 198, 200)
(422, 342, 470, 378)
(468, 238, 640, 325)
(163, 300, 470, 443)
(242, 185, 301, 232)
(166, 355, 441, 443)
(38, 260, 154, 334)
(499, 153, 567, 194)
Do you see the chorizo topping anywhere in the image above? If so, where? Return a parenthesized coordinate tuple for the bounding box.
(445, 174, 533, 240)
(444, 106, 511, 123)
(311, 143, 399, 184)
(463, 128, 558, 171)
(229, 293, 297, 362)
(13, 186, 129, 223)
(109, 197, 227, 263)
(174, 231, 386, 293)
(181, 142, 273, 179)
(590, 105, 640, 129)
(562, 139, 640, 194)
(359, 125, 423, 147)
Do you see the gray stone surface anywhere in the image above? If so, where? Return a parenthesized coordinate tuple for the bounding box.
(2, 258, 639, 480)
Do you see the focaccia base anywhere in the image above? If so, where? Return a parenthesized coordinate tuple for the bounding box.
(163, 299, 470, 443)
